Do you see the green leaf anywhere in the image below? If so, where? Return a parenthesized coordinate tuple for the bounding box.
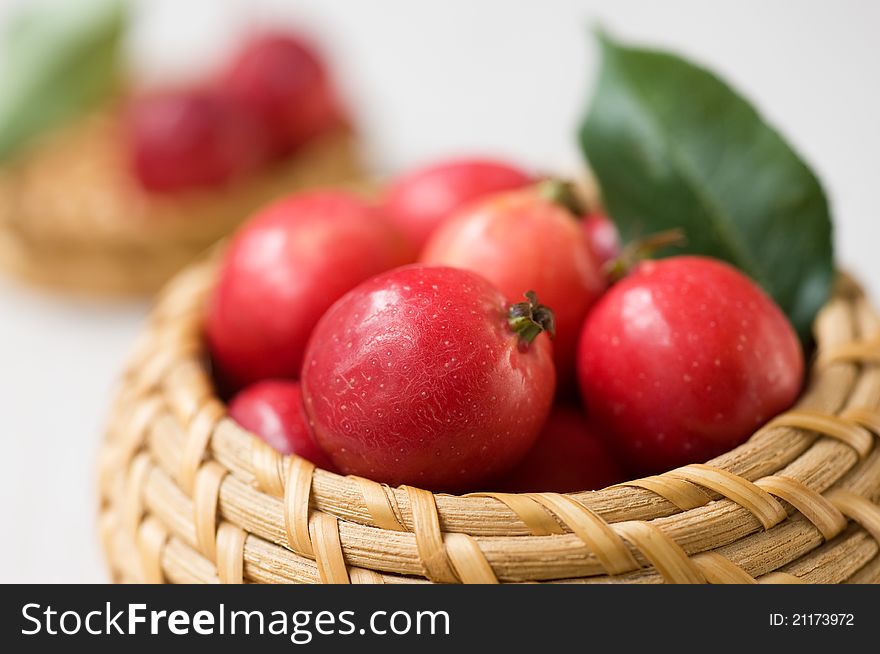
(0, 0, 125, 160)
(579, 31, 834, 341)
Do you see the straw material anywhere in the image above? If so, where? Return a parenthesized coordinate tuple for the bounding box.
(0, 108, 362, 296)
(98, 256, 880, 583)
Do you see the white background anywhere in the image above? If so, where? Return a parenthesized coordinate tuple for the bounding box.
(0, 0, 878, 582)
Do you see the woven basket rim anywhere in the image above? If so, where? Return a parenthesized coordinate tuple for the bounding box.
(98, 254, 880, 584)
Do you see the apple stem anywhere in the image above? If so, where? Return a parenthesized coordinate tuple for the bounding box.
(536, 179, 586, 217)
(606, 228, 688, 281)
(508, 291, 556, 345)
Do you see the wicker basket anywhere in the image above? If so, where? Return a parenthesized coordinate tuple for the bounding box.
(97, 251, 880, 584)
(0, 109, 361, 296)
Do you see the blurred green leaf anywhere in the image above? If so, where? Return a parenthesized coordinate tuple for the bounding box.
(0, 0, 125, 160)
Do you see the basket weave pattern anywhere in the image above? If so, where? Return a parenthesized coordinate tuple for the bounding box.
(98, 257, 880, 583)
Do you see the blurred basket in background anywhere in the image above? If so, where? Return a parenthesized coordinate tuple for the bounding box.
(0, 110, 361, 296)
